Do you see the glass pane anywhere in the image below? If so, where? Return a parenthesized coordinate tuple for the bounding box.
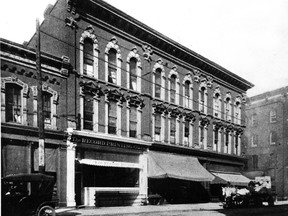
(108, 102, 117, 117)
(130, 58, 137, 90)
(155, 70, 161, 98)
(185, 81, 190, 97)
(6, 84, 22, 123)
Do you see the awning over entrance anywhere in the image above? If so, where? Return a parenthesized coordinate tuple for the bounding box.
(211, 171, 251, 186)
(148, 151, 215, 182)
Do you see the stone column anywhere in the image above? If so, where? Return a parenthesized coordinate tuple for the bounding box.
(66, 128, 76, 207)
(139, 152, 148, 203)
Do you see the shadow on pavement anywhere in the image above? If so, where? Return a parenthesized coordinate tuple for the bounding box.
(216, 204, 288, 216)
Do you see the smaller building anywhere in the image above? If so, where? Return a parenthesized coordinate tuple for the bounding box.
(244, 86, 288, 200)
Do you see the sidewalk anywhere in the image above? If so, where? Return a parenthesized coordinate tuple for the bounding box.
(56, 202, 223, 216)
(56, 200, 288, 216)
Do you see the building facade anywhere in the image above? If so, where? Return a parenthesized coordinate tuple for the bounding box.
(244, 86, 288, 200)
(1, 0, 254, 207)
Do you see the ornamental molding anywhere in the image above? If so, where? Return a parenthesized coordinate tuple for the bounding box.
(104, 88, 125, 103)
(79, 80, 102, 98)
(30, 85, 59, 104)
(183, 111, 196, 122)
(199, 114, 211, 126)
(183, 71, 193, 85)
(235, 96, 242, 106)
(80, 25, 98, 47)
(225, 92, 232, 101)
(207, 76, 213, 88)
(142, 43, 153, 62)
(105, 37, 122, 60)
(213, 86, 221, 98)
(126, 95, 145, 109)
(152, 102, 168, 115)
(126, 47, 141, 67)
(1, 76, 29, 97)
(192, 69, 201, 83)
(168, 107, 182, 118)
(152, 58, 165, 74)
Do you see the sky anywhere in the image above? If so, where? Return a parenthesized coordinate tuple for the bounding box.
(1, 0, 288, 97)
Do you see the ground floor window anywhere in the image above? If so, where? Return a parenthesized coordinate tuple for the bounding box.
(83, 165, 139, 187)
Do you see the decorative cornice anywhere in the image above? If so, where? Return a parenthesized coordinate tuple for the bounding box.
(152, 102, 168, 114)
(79, 80, 103, 98)
(126, 95, 145, 108)
(104, 88, 125, 103)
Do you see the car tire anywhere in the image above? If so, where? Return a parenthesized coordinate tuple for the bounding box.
(37, 205, 55, 216)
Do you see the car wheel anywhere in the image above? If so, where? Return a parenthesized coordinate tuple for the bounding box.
(37, 205, 55, 216)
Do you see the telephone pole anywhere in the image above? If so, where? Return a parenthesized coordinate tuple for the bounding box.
(36, 18, 45, 173)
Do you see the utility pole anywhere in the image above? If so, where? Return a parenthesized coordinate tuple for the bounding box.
(36, 18, 45, 173)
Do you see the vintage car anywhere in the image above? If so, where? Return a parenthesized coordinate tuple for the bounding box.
(2, 173, 58, 216)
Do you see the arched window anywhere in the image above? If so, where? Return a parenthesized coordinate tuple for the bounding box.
(129, 58, 137, 90)
(183, 73, 193, 109)
(108, 49, 117, 84)
(155, 68, 162, 98)
(199, 87, 206, 113)
(213, 91, 221, 118)
(225, 96, 232, 121)
(170, 75, 176, 103)
(5, 83, 22, 123)
(83, 38, 94, 76)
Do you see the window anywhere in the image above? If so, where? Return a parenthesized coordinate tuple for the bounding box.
(108, 49, 117, 84)
(225, 98, 231, 121)
(84, 94, 93, 130)
(225, 131, 229, 153)
(129, 58, 137, 91)
(200, 126, 204, 144)
(235, 134, 239, 155)
(83, 38, 94, 76)
(214, 129, 219, 146)
(270, 110, 277, 123)
(199, 87, 205, 113)
(5, 83, 22, 123)
(43, 92, 52, 124)
(252, 155, 258, 169)
(234, 102, 241, 125)
(184, 121, 189, 146)
(252, 113, 257, 127)
(155, 113, 161, 141)
(155, 68, 162, 98)
(129, 106, 137, 138)
(252, 134, 258, 147)
(108, 101, 117, 134)
(270, 131, 277, 145)
(170, 117, 176, 144)
(170, 75, 176, 103)
(184, 81, 190, 107)
(214, 93, 221, 118)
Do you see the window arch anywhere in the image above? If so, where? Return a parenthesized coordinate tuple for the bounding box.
(1, 76, 29, 125)
(168, 67, 179, 104)
(153, 59, 165, 100)
(105, 37, 122, 86)
(79, 26, 99, 78)
(126, 47, 141, 92)
(182, 73, 193, 109)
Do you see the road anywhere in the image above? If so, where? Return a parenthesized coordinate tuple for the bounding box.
(57, 204, 288, 216)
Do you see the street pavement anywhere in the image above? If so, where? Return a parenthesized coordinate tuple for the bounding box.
(56, 201, 288, 216)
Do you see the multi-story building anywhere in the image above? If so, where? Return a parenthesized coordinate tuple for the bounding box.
(244, 86, 288, 200)
(1, 0, 254, 207)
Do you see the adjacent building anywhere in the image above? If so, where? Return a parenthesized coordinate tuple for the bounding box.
(244, 86, 288, 200)
(1, 0, 254, 207)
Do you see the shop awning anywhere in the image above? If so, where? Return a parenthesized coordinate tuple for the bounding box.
(79, 159, 140, 169)
(148, 151, 215, 182)
(211, 171, 251, 186)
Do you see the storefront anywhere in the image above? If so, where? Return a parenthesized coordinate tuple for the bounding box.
(66, 129, 151, 207)
(148, 151, 215, 204)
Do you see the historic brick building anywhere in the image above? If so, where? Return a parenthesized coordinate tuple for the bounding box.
(1, 0, 254, 207)
(244, 86, 288, 200)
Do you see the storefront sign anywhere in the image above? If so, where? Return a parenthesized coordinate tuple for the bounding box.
(79, 159, 140, 169)
(71, 136, 146, 151)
